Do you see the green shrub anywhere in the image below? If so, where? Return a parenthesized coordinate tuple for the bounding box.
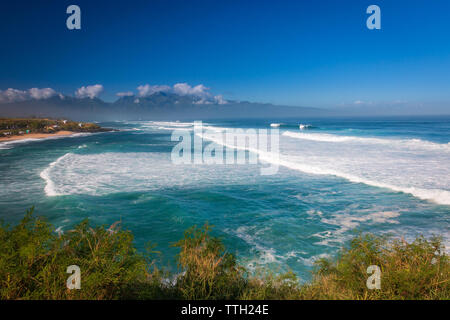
(241, 271, 301, 300)
(172, 224, 247, 299)
(0, 208, 160, 300)
(302, 234, 449, 300)
(0, 209, 448, 300)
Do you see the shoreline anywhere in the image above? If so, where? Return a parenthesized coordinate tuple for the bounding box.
(0, 131, 75, 143)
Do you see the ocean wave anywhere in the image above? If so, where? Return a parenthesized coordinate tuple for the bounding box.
(314, 211, 401, 246)
(156, 126, 192, 131)
(139, 121, 201, 129)
(267, 123, 315, 129)
(272, 158, 450, 205)
(0, 143, 12, 150)
(133, 121, 209, 132)
(38, 151, 261, 197)
(231, 226, 331, 269)
(0, 138, 48, 149)
(283, 131, 450, 152)
(120, 128, 144, 132)
(0, 132, 95, 150)
(199, 130, 450, 205)
(150, 121, 196, 127)
(231, 226, 285, 266)
(299, 124, 312, 130)
(40, 153, 73, 196)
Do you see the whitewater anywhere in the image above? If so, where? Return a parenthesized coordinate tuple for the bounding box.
(198, 127, 450, 205)
(39, 121, 450, 204)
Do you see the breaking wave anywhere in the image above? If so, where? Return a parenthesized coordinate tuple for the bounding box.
(283, 131, 450, 152)
(200, 129, 450, 205)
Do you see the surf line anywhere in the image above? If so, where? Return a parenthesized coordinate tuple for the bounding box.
(197, 126, 450, 206)
(170, 121, 280, 175)
(40, 153, 73, 197)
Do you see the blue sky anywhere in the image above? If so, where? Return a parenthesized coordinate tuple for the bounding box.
(0, 0, 449, 110)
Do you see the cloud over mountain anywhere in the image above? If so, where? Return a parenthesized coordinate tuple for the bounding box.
(0, 82, 228, 105)
(137, 84, 171, 97)
(0, 88, 58, 103)
(0, 83, 325, 121)
(75, 84, 104, 99)
(172, 83, 209, 98)
(133, 83, 228, 104)
(116, 91, 134, 97)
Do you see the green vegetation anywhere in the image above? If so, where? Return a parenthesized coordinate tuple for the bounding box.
(0, 118, 110, 137)
(0, 209, 448, 300)
(300, 234, 449, 300)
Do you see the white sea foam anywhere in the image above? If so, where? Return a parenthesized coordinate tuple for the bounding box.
(40, 153, 73, 196)
(132, 121, 206, 132)
(139, 121, 203, 130)
(232, 226, 284, 266)
(201, 129, 450, 205)
(313, 210, 401, 246)
(296, 253, 331, 267)
(0, 132, 95, 150)
(0, 138, 46, 149)
(39, 151, 261, 197)
(157, 126, 192, 131)
(299, 124, 312, 130)
(150, 121, 196, 127)
(283, 131, 450, 152)
(231, 225, 331, 269)
(39, 124, 450, 205)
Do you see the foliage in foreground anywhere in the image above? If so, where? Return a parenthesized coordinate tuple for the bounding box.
(0, 209, 448, 300)
(302, 234, 449, 300)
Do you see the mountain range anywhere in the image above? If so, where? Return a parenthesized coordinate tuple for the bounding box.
(0, 92, 326, 121)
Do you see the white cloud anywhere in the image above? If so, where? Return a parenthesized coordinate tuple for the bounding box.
(135, 82, 227, 104)
(173, 83, 209, 98)
(0, 88, 28, 103)
(0, 83, 229, 105)
(0, 87, 58, 103)
(29, 88, 57, 100)
(214, 95, 228, 105)
(193, 98, 212, 105)
(137, 84, 171, 97)
(116, 91, 134, 97)
(75, 84, 104, 99)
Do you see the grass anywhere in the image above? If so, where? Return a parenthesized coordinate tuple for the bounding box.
(0, 208, 448, 300)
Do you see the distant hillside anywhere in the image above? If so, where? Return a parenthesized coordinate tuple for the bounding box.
(0, 118, 110, 137)
(0, 92, 327, 121)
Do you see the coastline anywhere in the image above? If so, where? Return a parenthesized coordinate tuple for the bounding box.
(0, 130, 75, 143)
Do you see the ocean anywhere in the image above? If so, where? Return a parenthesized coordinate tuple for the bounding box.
(0, 116, 449, 281)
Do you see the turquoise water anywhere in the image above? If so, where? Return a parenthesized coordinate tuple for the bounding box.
(0, 117, 449, 281)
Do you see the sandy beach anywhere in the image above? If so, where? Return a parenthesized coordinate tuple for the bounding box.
(0, 131, 75, 142)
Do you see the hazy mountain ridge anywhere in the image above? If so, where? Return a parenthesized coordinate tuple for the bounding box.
(0, 92, 326, 121)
